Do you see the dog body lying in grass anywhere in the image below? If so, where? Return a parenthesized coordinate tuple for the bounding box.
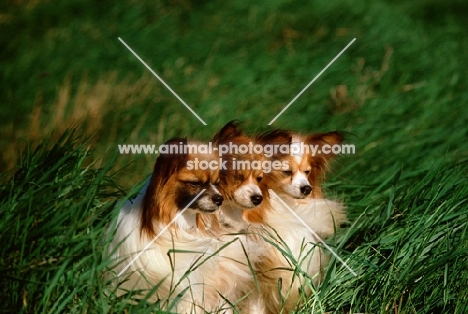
(246, 129, 347, 313)
(251, 194, 346, 313)
(105, 138, 257, 313)
(105, 123, 346, 313)
(208, 122, 346, 313)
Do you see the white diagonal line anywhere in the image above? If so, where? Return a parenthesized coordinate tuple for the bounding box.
(118, 37, 207, 125)
(268, 38, 356, 125)
(117, 189, 206, 277)
(269, 189, 357, 276)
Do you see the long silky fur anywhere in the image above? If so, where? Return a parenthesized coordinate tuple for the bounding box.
(213, 121, 270, 228)
(251, 195, 347, 313)
(142, 137, 188, 237)
(248, 129, 347, 313)
(304, 131, 344, 198)
(105, 138, 260, 313)
(211, 121, 272, 313)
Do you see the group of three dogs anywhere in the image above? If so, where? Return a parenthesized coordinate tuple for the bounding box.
(105, 121, 347, 313)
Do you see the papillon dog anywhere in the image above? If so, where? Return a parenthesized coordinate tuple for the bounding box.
(106, 138, 255, 313)
(210, 121, 276, 313)
(251, 129, 347, 313)
(212, 121, 268, 231)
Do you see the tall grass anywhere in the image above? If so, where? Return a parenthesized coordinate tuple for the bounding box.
(316, 162, 468, 313)
(2, 132, 466, 313)
(0, 131, 121, 312)
(2, 0, 468, 312)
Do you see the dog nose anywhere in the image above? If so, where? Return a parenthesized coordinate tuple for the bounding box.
(251, 194, 263, 206)
(300, 185, 312, 196)
(212, 194, 224, 206)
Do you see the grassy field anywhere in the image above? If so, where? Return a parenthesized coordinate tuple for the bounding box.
(1, 0, 468, 312)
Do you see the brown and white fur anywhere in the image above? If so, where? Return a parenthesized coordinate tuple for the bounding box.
(257, 129, 345, 202)
(212, 121, 268, 231)
(249, 129, 347, 313)
(105, 138, 256, 313)
(210, 121, 274, 312)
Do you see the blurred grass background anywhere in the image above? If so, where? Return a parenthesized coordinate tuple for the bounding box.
(1, 0, 468, 312)
(3, 0, 467, 185)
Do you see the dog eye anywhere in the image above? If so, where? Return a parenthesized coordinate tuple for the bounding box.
(256, 176, 263, 183)
(283, 170, 293, 176)
(186, 181, 202, 187)
(304, 170, 311, 175)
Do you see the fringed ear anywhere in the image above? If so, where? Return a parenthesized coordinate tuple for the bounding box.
(256, 129, 292, 146)
(212, 120, 244, 145)
(305, 131, 344, 198)
(305, 131, 343, 159)
(152, 137, 188, 182)
(142, 137, 188, 237)
(256, 129, 292, 159)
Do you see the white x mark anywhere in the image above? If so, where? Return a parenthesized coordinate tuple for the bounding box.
(118, 37, 207, 125)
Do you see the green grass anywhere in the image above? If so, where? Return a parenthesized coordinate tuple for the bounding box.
(1, 0, 468, 312)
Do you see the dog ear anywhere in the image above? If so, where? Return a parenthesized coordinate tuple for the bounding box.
(256, 129, 292, 146)
(304, 131, 344, 197)
(256, 129, 292, 159)
(152, 137, 188, 183)
(305, 131, 343, 159)
(142, 137, 188, 237)
(257, 129, 291, 152)
(212, 120, 244, 144)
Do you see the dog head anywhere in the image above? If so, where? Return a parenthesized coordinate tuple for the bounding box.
(212, 121, 265, 210)
(258, 129, 343, 200)
(142, 138, 223, 237)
